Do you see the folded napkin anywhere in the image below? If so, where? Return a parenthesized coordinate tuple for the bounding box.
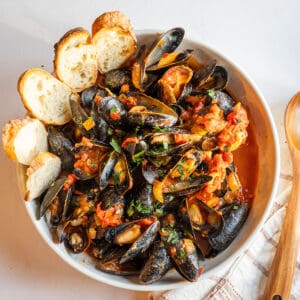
(150, 145, 300, 299)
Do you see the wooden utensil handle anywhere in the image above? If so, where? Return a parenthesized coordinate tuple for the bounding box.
(264, 153, 300, 300)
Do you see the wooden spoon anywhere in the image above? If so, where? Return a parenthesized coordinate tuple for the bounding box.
(264, 92, 300, 300)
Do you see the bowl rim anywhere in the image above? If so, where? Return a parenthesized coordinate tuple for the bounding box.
(17, 29, 280, 292)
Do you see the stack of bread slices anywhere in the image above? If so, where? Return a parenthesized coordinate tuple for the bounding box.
(2, 11, 137, 201)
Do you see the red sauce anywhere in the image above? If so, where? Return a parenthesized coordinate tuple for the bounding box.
(234, 121, 259, 206)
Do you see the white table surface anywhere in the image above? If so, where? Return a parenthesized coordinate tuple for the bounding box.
(0, 0, 298, 299)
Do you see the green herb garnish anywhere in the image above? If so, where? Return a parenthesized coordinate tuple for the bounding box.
(208, 89, 215, 98)
(107, 127, 113, 136)
(163, 140, 169, 150)
(110, 138, 121, 153)
(132, 150, 145, 165)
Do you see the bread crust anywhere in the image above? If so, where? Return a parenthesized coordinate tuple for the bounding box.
(54, 28, 97, 92)
(2, 117, 32, 161)
(18, 68, 72, 125)
(91, 11, 137, 73)
(92, 11, 135, 38)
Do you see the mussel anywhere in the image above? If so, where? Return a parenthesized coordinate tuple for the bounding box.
(139, 240, 173, 284)
(127, 92, 178, 127)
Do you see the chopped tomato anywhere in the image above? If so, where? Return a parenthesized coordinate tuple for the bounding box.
(137, 217, 155, 228)
(118, 94, 137, 109)
(227, 102, 249, 128)
(95, 203, 124, 228)
(120, 84, 130, 93)
(121, 136, 139, 148)
(110, 111, 121, 120)
(195, 104, 227, 133)
(63, 174, 77, 190)
(174, 133, 188, 145)
(170, 246, 176, 257)
(93, 95, 102, 105)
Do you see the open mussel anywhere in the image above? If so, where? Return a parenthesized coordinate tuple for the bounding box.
(147, 49, 193, 72)
(98, 151, 133, 195)
(146, 131, 202, 157)
(63, 224, 89, 253)
(104, 217, 160, 263)
(97, 247, 143, 275)
(158, 65, 193, 104)
(40, 176, 72, 226)
(127, 92, 178, 127)
(73, 138, 110, 180)
(152, 148, 212, 202)
(144, 27, 185, 69)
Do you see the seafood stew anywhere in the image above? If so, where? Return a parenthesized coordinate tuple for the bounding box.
(38, 29, 257, 284)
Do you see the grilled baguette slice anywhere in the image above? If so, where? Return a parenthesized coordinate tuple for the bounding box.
(18, 68, 73, 125)
(25, 152, 61, 201)
(92, 11, 137, 73)
(54, 28, 97, 92)
(2, 117, 48, 165)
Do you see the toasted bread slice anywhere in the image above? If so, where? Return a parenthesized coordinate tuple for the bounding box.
(18, 68, 73, 125)
(25, 152, 61, 201)
(54, 28, 97, 92)
(92, 11, 137, 73)
(2, 117, 48, 165)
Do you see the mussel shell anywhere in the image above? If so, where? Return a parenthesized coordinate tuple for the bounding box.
(193, 66, 228, 91)
(40, 176, 66, 218)
(127, 183, 154, 218)
(100, 187, 125, 209)
(191, 60, 217, 87)
(98, 151, 118, 191)
(81, 86, 98, 108)
(163, 175, 212, 197)
(105, 68, 132, 91)
(90, 239, 113, 259)
(139, 240, 173, 284)
(64, 225, 89, 254)
(112, 152, 133, 195)
(209, 203, 248, 251)
(147, 49, 193, 72)
(97, 247, 143, 275)
(213, 90, 235, 115)
(98, 96, 127, 128)
(127, 92, 178, 128)
(69, 98, 97, 139)
(144, 27, 185, 69)
(171, 238, 200, 282)
(120, 219, 160, 263)
(48, 127, 74, 171)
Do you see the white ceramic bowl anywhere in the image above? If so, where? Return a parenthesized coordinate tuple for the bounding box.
(17, 30, 280, 291)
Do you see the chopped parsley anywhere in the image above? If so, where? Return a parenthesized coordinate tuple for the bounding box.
(178, 249, 186, 258)
(177, 160, 185, 181)
(109, 138, 121, 153)
(107, 127, 113, 136)
(166, 229, 179, 245)
(132, 150, 145, 165)
(157, 169, 167, 179)
(208, 89, 215, 99)
(113, 170, 124, 185)
(110, 105, 118, 113)
(163, 140, 169, 150)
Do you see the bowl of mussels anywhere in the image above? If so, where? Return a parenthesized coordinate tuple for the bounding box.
(5, 11, 280, 291)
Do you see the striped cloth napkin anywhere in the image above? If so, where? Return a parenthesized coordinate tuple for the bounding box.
(149, 146, 300, 299)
